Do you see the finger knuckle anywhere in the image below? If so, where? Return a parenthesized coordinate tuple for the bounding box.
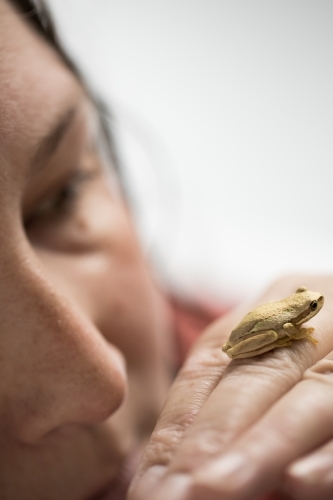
(187, 424, 231, 454)
(143, 415, 197, 467)
(169, 426, 230, 472)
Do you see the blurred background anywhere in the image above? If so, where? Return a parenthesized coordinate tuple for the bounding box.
(47, 0, 333, 307)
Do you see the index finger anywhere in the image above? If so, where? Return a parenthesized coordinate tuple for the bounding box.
(127, 304, 241, 498)
(129, 277, 333, 499)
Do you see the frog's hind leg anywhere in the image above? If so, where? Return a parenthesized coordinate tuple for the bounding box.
(283, 322, 318, 345)
(274, 337, 293, 348)
(226, 330, 278, 359)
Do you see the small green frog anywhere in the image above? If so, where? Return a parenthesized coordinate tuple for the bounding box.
(222, 287, 324, 359)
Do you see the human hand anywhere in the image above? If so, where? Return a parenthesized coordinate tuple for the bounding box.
(128, 275, 333, 500)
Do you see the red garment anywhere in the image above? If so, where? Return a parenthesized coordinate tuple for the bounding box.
(170, 296, 229, 367)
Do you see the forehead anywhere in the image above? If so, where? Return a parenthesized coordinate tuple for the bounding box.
(0, 1, 82, 176)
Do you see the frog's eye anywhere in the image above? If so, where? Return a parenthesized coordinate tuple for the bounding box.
(310, 300, 318, 310)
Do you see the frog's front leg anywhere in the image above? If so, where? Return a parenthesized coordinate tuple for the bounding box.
(283, 322, 318, 344)
(226, 330, 278, 359)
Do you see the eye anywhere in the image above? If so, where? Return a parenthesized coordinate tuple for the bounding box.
(310, 301, 318, 310)
(24, 168, 100, 227)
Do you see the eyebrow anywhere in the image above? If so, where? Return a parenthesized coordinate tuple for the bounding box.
(30, 106, 78, 174)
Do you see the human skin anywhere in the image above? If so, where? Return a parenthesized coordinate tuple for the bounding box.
(3, 2, 333, 500)
(0, 2, 175, 499)
(129, 274, 333, 500)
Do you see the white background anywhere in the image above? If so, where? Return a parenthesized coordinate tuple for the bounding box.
(47, 0, 333, 306)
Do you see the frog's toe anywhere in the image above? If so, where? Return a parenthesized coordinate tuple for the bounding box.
(222, 342, 229, 353)
(293, 326, 317, 343)
(300, 327, 314, 334)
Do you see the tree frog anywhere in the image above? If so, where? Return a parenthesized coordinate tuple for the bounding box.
(222, 287, 324, 359)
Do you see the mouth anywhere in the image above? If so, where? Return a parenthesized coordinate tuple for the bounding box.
(86, 448, 142, 500)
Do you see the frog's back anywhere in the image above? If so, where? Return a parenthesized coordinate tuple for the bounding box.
(229, 298, 292, 340)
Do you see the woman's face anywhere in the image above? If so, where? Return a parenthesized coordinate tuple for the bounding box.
(0, 2, 174, 498)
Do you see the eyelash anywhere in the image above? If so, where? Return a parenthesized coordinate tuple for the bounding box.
(25, 168, 100, 227)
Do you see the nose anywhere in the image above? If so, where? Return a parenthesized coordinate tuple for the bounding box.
(0, 248, 126, 444)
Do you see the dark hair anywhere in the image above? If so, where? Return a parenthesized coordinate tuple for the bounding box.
(8, 0, 120, 173)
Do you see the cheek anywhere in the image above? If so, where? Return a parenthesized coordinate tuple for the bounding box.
(34, 196, 171, 370)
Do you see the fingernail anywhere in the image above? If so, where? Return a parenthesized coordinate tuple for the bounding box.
(150, 473, 192, 500)
(289, 454, 333, 484)
(129, 465, 167, 499)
